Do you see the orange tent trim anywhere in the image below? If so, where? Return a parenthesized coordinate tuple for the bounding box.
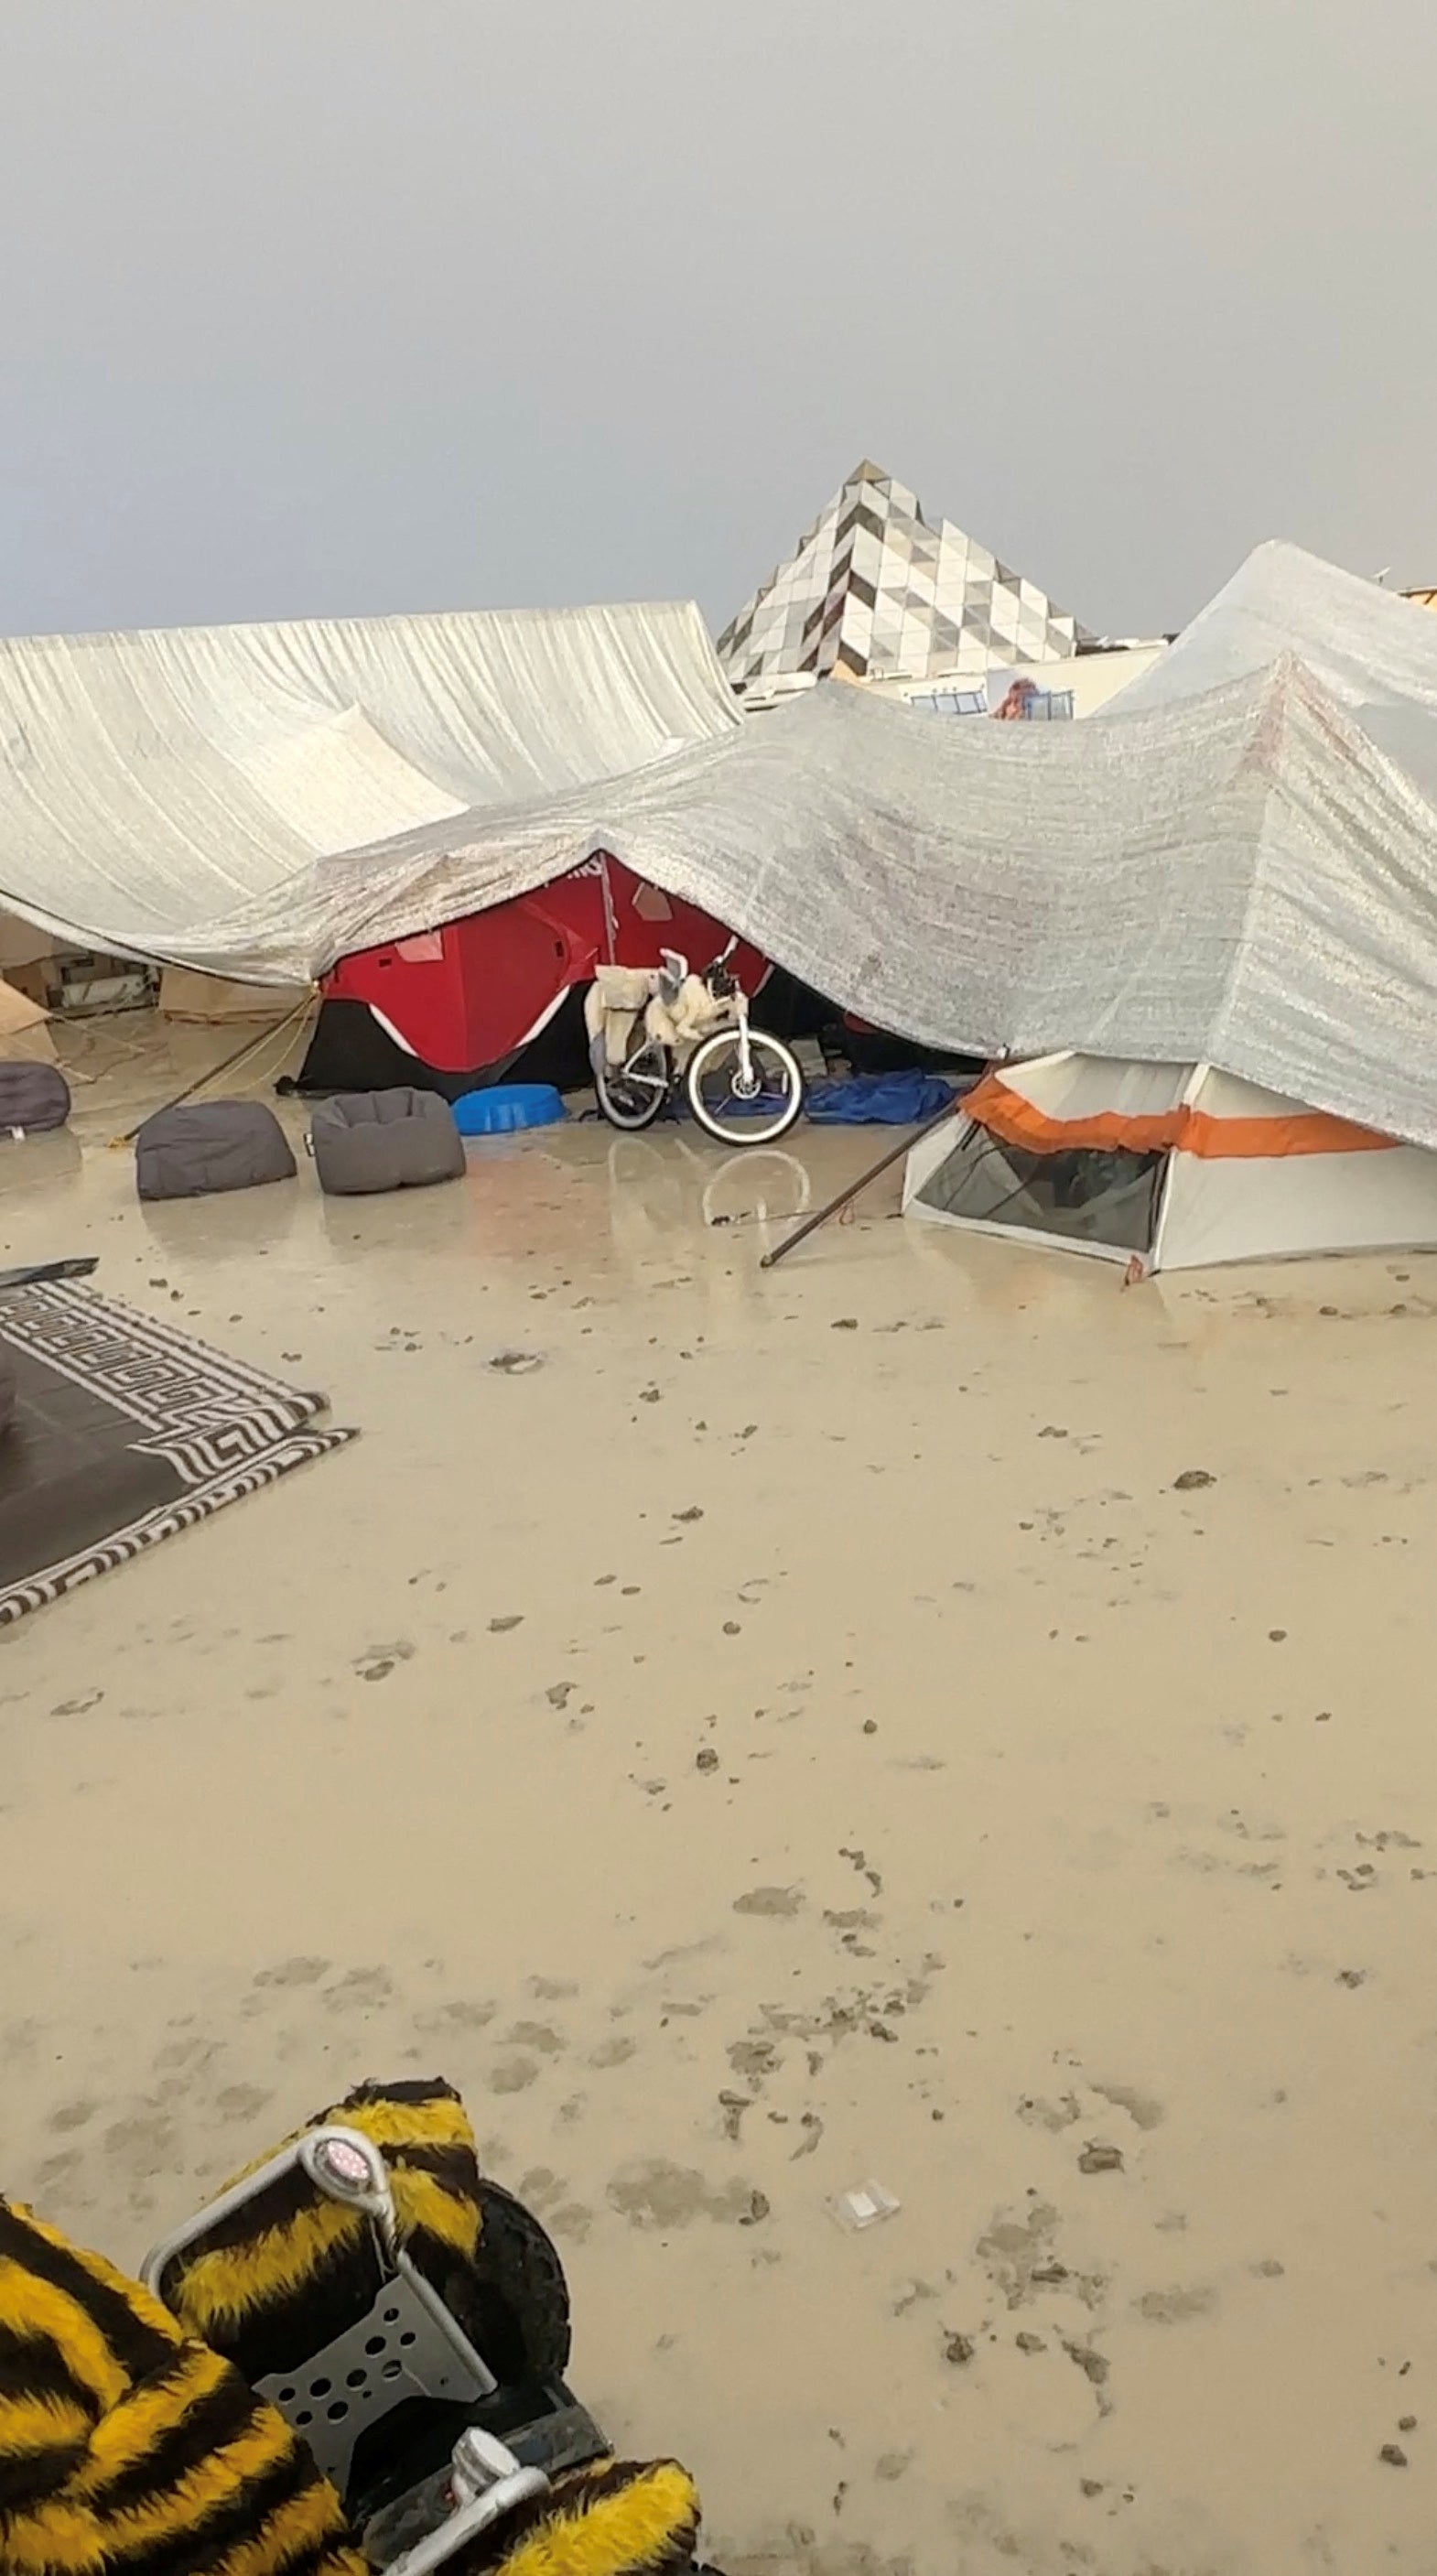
(964, 1074, 1397, 1162)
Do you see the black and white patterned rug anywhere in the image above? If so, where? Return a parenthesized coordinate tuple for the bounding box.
(0, 1282, 356, 1623)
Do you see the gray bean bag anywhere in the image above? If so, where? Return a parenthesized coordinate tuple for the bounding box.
(0, 1060, 70, 1135)
(310, 1088, 465, 1196)
(135, 1099, 297, 1201)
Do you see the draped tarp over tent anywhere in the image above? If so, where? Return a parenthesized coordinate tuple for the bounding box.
(9, 546, 1437, 1150)
(193, 548, 1437, 1153)
(0, 598, 741, 964)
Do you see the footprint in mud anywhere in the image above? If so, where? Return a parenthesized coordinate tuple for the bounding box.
(31, 2150, 88, 2208)
(547, 2203, 593, 2242)
(977, 2203, 1064, 2306)
(1135, 2285, 1218, 2322)
(491, 2056, 541, 2094)
(48, 2100, 98, 2134)
(153, 2035, 220, 2076)
(589, 2035, 638, 2069)
(253, 1956, 331, 1991)
(418, 1998, 497, 2033)
(515, 2166, 567, 2212)
(504, 2022, 566, 2055)
(978, 2332, 1109, 2450)
(103, 2112, 179, 2179)
(354, 1640, 416, 1683)
(608, 2158, 768, 2228)
(214, 2084, 275, 2122)
(323, 1967, 395, 2014)
(1092, 2081, 1165, 2131)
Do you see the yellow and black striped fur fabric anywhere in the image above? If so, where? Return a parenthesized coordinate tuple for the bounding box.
(448, 2461, 700, 2576)
(0, 2196, 367, 2576)
(159, 2081, 483, 2387)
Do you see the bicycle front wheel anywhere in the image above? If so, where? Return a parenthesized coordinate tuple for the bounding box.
(686, 1028, 805, 1145)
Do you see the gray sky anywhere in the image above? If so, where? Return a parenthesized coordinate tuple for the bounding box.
(3, 0, 1434, 644)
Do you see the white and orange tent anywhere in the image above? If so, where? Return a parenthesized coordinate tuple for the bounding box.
(903, 1055, 1437, 1272)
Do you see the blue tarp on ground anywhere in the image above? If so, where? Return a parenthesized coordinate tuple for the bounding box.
(805, 1072, 958, 1125)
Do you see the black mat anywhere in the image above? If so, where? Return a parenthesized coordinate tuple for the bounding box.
(0, 1282, 356, 1623)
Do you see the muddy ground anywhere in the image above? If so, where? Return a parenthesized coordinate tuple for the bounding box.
(3, 1020, 1436, 2574)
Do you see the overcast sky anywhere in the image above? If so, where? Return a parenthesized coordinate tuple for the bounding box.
(3, 0, 1434, 645)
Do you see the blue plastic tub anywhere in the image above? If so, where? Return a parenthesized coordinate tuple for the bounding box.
(452, 1083, 567, 1136)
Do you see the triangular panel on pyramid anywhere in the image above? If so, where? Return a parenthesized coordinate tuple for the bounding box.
(717, 461, 1090, 687)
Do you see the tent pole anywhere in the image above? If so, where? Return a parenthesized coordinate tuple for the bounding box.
(113, 990, 317, 1145)
(599, 851, 619, 963)
(759, 1093, 965, 1272)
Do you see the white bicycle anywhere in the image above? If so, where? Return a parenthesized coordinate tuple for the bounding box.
(584, 947, 805, 1146)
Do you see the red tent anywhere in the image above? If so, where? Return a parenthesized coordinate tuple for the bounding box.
(296, 853, 771, 1097)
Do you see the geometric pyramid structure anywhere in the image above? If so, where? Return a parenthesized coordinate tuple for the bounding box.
(717, 459, 1088, 692)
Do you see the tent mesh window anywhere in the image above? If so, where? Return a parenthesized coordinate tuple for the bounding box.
(916, 1127, 1167, 1252)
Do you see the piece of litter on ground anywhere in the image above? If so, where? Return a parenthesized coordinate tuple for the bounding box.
(828, 2180, 901, 2232)
(489, 1349, 544, 1375)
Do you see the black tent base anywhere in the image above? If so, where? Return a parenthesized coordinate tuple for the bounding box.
(278, 977, 975, 1104)
(280, 992, 594, 1101)
(281, 974, 834, 1104)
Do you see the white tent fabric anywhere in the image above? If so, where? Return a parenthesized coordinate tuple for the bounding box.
(0, 599, 740, 963)
(904, 1054, 1437, 1272)
(1156, 1074, 1437, 1271)
(7, 545, 1437, 1152)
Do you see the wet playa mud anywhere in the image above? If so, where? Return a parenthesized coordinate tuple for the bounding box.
(3, 1023, 1437, 2571)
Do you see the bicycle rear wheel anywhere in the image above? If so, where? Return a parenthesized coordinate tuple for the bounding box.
(594, 1042, 670, 1131)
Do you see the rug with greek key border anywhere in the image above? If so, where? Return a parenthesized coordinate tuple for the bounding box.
(0, 1281, 356, 1623)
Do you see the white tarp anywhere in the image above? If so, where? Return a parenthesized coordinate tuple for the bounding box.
(0, 598, 740, 962)
(1115, 542, 1437, 717)
(8, 544, 1437, 1150)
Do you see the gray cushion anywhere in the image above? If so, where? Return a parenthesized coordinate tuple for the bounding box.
(135, 1099, 297, 1201)
(310, 1088, 465, 1196)
(0, 1060, 70, 1135)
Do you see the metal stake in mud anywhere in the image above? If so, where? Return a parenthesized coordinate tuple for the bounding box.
(759, 1093, 964, 1272)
